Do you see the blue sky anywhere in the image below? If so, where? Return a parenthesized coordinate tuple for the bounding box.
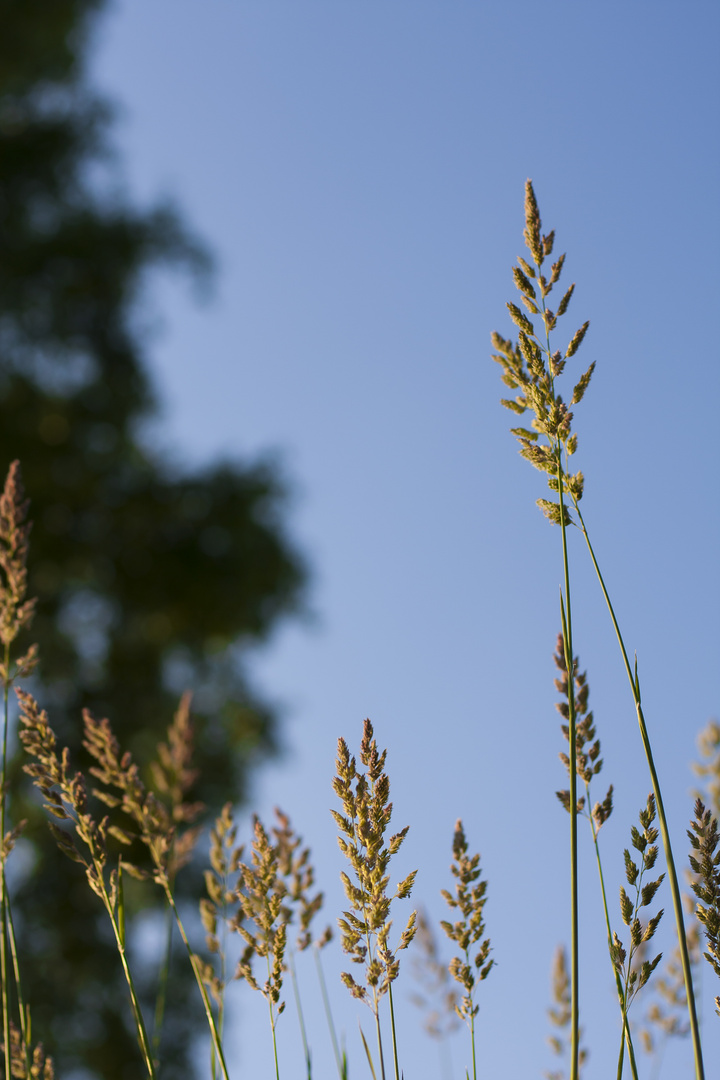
(91, 3, 718, 1077)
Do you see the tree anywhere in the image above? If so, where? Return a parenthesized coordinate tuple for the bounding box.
(0, 2, 306, 1075)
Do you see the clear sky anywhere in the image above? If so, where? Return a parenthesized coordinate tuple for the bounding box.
(91, 3, 718, 1077)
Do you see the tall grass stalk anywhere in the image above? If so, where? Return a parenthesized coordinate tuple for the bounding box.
(492, 180, 707, 1079)
(574, 507, 704, 1076)
(1, 644, 13, 1080)
(553, 638, 639, 1079)
(0, 463, 41, 1078)
(314, 943, 348, 1080)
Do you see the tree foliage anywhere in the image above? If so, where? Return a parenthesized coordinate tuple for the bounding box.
(0, 2, 306, 1075)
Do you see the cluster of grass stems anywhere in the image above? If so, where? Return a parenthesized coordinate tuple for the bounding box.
(0, 185, 718, 1079)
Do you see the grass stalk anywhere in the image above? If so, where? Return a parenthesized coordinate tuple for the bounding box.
(160, 882, 232, 1080)
(1, 645, 12, 1080)
(266, 951, 281, 1080)
(151, 905, 174, 1068)
(374, 1008, 386, 1080)
(558, 495, 579, 1080)
(314, 945, 347, 1080)
(587, 814, 639, 1080)
(575, 506, 704, 1079)
(104, 888, 157, 1080)
(388, 983, 400, 1080)
(289, 952, 312, 1078)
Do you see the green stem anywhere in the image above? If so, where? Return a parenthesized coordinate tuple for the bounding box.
(388, 983, 400, 1080)
(586, 809, 638, 1080)
(161, 881, 231, 1080)
(267, 950, 280, 1080)
(557, 467, 579, 1080)
(374, 1007, 386, 1080)
(102, 886, 157, 1079)
(576, 506, 704, 1080)
(470, 1008, 477, 1080)
(5, 899, 29, 1063)
(1, 644, 11, 1080)
(151, 904, 173, 1068)
(314, 946, 346, 1080)
(289, 951, 312, 1078)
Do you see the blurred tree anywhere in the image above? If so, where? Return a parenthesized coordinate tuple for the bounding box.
(0, 1, 306, 1076)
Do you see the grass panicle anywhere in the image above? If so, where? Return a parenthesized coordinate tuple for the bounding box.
(688, 799, 720, 1017)
(409, 908, 460, 1040)
(545, 945, 588, 1080)
(439, 819, 493, 1080)
(553, 636, 641, 1079)
(493, 181, 705, 1080)
(333, 718, 417, 1080)
(493, 178, 588, 1079)
(611, 793, 665, 1061)
(0, 462, 40, 1080)
(18, 690, 157, 1078)
(234, 814, 290, 1078)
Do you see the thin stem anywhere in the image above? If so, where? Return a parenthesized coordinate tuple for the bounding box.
(161, 882, 231, 1080)
(586, 811, 638, 1080)
(5, 900, 29, 1057)
(1, 644, 11, 1080)
(101, 885, 156, 1079)
(151, 905, 174, 1068)
(470, 1008, 477, 1080)
(388, 982, 400, 1080)
(537, 249, 579, 1080)
(267, 951, 280, 1080)
(374, 1008, 386, 1080)
(314, 946, 346, 1080)
(576, 506, 704, 1080)
(558, 472, 579, 1080)
(289, 952, 312, 1078)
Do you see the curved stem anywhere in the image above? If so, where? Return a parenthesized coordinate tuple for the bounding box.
(289, 951, 312, 1078)
(575, 505, 704, 1080)
(586, 807, 639, 1080)
(160, 882, 231, 1080)
(314, 946, 346, 1080)
(152, 904, 174, 1068)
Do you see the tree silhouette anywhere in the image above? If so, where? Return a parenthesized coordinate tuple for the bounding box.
(0, 2, 306, 1075)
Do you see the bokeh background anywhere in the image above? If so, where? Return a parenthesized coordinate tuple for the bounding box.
(71, 1, 720, 1076)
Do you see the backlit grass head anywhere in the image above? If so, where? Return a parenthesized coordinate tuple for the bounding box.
(440, 819, 493, 1028)
(332, 718, 417, 1015)
(491, 181, 594, 526)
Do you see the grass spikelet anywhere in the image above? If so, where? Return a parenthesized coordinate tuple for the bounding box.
(1, 1021, 54, 1080)
(692, 721, 720, 817)
(553, 637, 643, 1077)
(439, 820, 493, 1080)
(273, 807, 328, 1077)
(545, 946, 587, 1080)
(611, 795, 665, 1044)
(197, 801, 243, 1079)
(333, 718, 417, 1080)
(409, 908, 460, 1042)
(544, 946, 587, 1080)
(18, 691, 157, 1077)
(234, 814, 290, 1078)
(0, 461, 38, 1080)
(688, 799, 720, 1016)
